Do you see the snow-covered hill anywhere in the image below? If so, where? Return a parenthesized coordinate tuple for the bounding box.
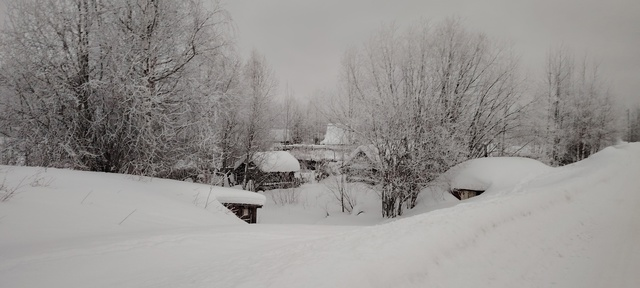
(0, 166, 247, 246)
(1, 143, 639, 287)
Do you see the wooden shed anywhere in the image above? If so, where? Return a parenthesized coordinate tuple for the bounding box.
(213, 186, 267, 224)
(341, 145, 380, 185)
(221, 203, 262, 224)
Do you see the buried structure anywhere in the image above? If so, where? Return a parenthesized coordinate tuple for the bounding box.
(442, 156, 552, 200)
(450, 188, 485, 200)
(213, 186, 267, 224)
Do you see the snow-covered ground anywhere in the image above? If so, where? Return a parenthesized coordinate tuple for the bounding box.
(259, 178, 383, 225)
(1, 143, 640, 287)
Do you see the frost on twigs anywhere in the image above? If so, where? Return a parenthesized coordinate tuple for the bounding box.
(325, 175, 358, 214)
(267, 188, 300, 206)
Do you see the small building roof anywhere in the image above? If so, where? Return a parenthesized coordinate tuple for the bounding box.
(287, 145, 350, 162)
(252, 151, 301, 172)
(343, 144, 381, 167)
(213, 186, 266, 206)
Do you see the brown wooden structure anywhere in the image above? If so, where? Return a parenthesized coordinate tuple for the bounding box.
(222, 203, 262, 224)
(450, 188, 485, 200)
(234, 162, 300, 191)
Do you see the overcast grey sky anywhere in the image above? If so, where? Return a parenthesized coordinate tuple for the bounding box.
(225, 0, 640, 106)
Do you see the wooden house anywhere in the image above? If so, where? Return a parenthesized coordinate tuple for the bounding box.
(233, 151, 301, 191)
(341, 145, 380, 185)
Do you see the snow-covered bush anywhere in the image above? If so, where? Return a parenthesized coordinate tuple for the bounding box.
(266, 188, 300, 206)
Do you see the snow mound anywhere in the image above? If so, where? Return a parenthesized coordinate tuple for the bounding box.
(253, 151, 300, 172)
(443, 156, 552, 193)
(0, 166, 243, 245)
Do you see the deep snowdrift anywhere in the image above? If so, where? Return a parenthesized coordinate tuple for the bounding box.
(0, 166, 245, 245)
(1, 143, 639, 288)
(410, 156, 551, 215)
(442, 156, 552, 194)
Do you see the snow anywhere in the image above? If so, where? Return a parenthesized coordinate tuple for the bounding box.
(287, 145, 348, 161)
(213, 186, 266, 206)
(258, 178, 382, 225)
(252, 151, 301, 172)
(442, 156, 552, 192)
(1, 143, 640, 287)
(0, 166, 249, 246)
(320, 123, 350, 145)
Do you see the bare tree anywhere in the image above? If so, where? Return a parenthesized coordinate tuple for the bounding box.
(281, 84, 295, 143)
(539, 47, 618, 165)
(626, 106, 640, 142)
(0, 0, 235, 177)
(543, 46, 575, 165)
(325, 174, 358, 213)
(238, 50, 278, 189)
(331, 19, 524, 217)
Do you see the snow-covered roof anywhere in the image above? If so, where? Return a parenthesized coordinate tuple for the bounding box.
(443, 157, 551, 192)
(320, 123, 350, 145)
(212, 186, 266, 206)
(343, 145, 380, 166)
(252, 151, 301, 172)
(287, 146, 349, 161)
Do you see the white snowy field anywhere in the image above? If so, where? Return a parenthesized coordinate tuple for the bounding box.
(1, 143, 640, 287)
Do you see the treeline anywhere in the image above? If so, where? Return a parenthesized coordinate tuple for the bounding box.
(0, 0, 278, 178)
(322, 19, 619, 217)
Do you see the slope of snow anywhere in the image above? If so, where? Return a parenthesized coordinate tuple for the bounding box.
(1, 143, 639, 287)
(0, 166, 243, 246)
(232, 143, 640, 287)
